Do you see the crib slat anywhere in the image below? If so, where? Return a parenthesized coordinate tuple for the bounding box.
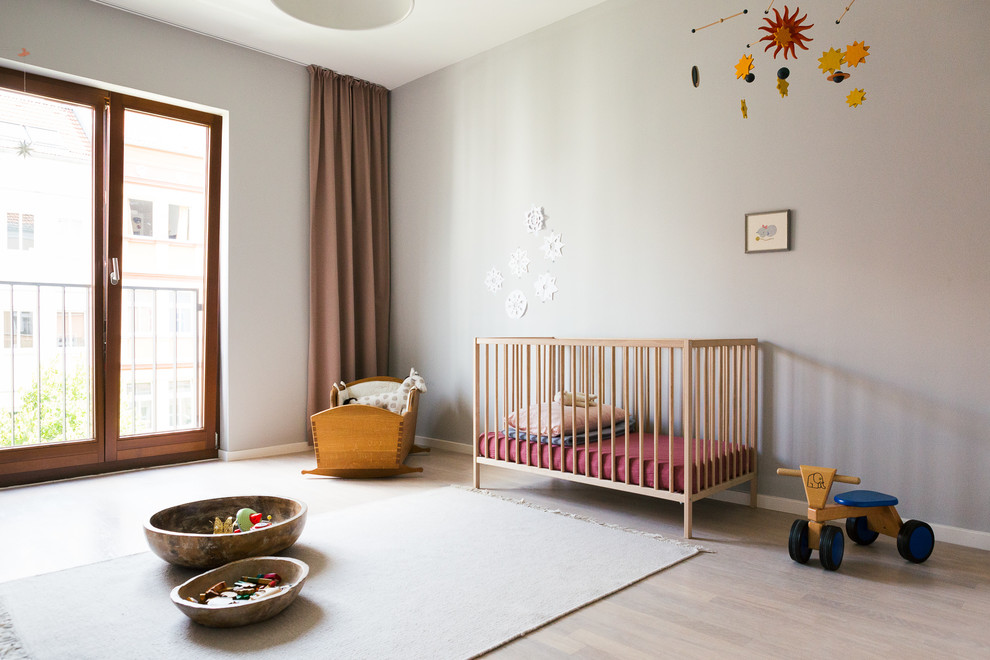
(637, 346, 644, 488)
(681, 342, 691, 504)
(668, 346, 675, 494)
(610, 346, 616, 484)
(653, 347, 659, 491)
(471, 341, 488, 488)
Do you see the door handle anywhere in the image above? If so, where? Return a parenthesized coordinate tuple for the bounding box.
(110, 257, 120, 286)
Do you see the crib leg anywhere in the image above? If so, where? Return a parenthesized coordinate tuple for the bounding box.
(684, 500, 693, 539)
(473, 460, 480, 489)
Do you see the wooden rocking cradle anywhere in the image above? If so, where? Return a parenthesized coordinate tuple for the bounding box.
(304, 376, 428, 478)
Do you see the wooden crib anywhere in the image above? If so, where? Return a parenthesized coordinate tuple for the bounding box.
(472, 337, 759, 538)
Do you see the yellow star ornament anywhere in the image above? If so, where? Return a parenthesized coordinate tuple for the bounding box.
(846, 88, 866, 107)
(818, 47, 845, 74)
(777, 78, 790, 97)
(845, 41, 870, 68)
(735, 55, 754, 79)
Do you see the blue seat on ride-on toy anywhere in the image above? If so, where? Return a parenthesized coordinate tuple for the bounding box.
(834, 490, 898, 507)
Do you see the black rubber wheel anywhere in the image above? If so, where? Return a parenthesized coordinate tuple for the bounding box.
(788, 519, 811, 564)
(897, 520, 935, 563)
(846, 516, 879, 545)
(819, 525, 845, 571)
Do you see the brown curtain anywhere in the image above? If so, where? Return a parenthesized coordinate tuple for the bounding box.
(307, 66, 390, 438)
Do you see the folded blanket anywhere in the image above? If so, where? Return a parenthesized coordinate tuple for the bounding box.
(507, 401, 628, 438)
(506, 415, 637, 447)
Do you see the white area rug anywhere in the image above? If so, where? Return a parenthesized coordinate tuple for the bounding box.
(0, 486, 700, 659)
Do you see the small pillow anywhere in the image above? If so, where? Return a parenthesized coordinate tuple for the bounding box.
(348, 369, 427, 414)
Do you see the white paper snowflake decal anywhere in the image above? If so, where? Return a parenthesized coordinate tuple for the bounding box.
(542, 231, 565, 262)
(505, 290, 528, 319)
(534, 273, 558, 302)
(525, 205, 546, 234)
(508, 248, 530, 278)
(484, 267, 504, 293)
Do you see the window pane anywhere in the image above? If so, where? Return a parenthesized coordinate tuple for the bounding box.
(0, 87, 95, 448)
(168, 204, 189, 241)
(21, 214, 33, 250)
(128, 199, 153, 237)
(6, 212, 17, 249)
(120, 110, 208, 436)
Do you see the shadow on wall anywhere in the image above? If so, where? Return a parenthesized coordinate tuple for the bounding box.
(760, 343, 989, 532)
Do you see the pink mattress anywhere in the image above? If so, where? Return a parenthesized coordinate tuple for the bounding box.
(477, 431, 751, 494)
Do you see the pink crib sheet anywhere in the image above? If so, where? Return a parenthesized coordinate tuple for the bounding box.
(477, 431, 750, 494)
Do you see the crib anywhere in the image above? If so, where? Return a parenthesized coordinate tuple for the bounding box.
(472, 337, 759, 538)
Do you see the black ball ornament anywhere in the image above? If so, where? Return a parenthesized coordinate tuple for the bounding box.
(777, 67, 790, 79)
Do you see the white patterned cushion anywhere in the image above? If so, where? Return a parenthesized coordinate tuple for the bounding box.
(349, 369, 427, 414)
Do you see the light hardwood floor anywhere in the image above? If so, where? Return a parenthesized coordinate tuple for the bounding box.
(2, 449, 988, 657)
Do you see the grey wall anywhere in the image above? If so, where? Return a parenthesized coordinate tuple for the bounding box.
(390, 0, 990, 532)
(0, 0, 311, 453)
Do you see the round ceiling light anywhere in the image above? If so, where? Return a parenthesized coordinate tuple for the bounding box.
(271, 0, 414, 30)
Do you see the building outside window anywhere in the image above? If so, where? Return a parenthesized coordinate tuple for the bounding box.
(56, 311, 86, 347)
(3, 311, 34, 349)
(6, 212, 34, 250)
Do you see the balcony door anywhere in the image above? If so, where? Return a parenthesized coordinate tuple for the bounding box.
(0, 69, 220, 486)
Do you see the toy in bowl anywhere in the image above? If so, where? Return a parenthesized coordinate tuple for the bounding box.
(145, 495, 307, 568)
(171, 556, 309, 627)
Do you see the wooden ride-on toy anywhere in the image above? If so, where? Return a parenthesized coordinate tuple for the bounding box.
(776, 465, 934, 571)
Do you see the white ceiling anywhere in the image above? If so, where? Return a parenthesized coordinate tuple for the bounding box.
(89, 0, 610, 89)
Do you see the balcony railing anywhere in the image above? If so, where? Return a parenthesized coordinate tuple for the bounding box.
(1, 280, 201, 448)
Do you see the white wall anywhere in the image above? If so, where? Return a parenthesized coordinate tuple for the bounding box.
(390, 0, 990, 532)
(0, 0, 311, 453)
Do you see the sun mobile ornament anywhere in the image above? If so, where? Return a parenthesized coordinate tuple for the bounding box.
(844, 41, 870, 68)
(533, 273, 558, 303)
(846, 88, 866, 107)
(818, 47, 845, 74)
(734, 55, 755, 80)
(525, 205, 546, 234)
(484, 267, 504, 293)
(508, 248, 530, 278)
(758, 6, 814, 60)
(541, 231, 565, 262)
(505, 290, 528, 319)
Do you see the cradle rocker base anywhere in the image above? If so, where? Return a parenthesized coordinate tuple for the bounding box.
(301, 465, 423, 478)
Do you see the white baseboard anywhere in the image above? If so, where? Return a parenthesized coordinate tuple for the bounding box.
(219, 442, 311, 462)
(417, 435, 473, 455)
(710, 490, 990, 551)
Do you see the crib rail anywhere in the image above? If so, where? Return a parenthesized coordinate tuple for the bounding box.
(472, 337, 759, 536)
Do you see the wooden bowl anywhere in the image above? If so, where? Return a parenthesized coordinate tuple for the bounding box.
(145, 495, 307, 568)
(170, 556, 309, 627)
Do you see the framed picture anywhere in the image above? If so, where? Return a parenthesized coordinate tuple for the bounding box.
(745, 210, 790, 253)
